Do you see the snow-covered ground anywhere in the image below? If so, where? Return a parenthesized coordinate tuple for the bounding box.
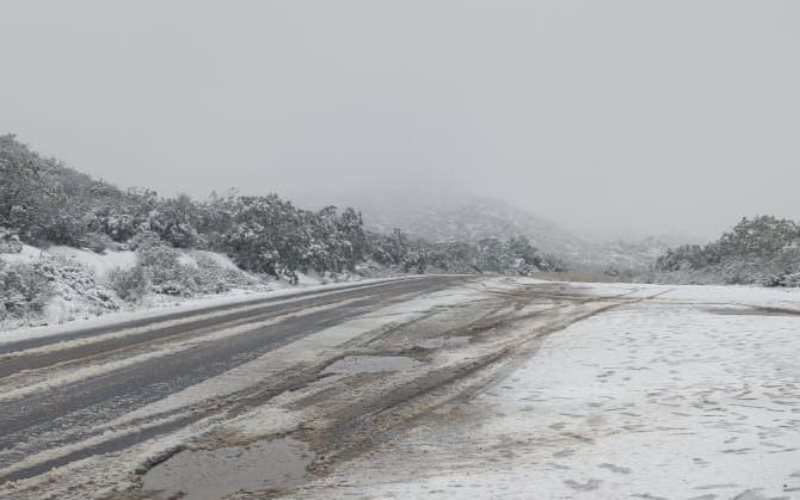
(0, 244, 376, 335)
(296, 282, 800, 499)
(46, 245, 138, 282)
(0, 276, 410, 347)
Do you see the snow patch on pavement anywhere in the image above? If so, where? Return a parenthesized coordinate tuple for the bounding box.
(0, 299, 361, 402)
(0, 277, 410, 347)
(294, 282, 800, 499)
(118, 284, 486, 430)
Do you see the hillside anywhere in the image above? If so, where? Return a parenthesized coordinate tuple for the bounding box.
(343, 192, 672, 272)
(364, 193, 588, 259)
(0, 135, 562, 329)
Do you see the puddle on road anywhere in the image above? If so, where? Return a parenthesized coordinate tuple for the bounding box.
(322, 355, 421, 376)
(142, 437, 314, 499)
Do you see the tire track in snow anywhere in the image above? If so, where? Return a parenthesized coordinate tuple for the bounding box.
(0, 277, 469, 483)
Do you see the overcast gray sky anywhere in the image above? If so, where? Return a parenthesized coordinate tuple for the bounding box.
(1, 1, 798, 239)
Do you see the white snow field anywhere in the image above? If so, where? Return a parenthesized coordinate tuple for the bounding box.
(296, 282, 800, 499)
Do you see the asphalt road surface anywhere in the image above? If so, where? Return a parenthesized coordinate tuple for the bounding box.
(0, 275, 643, 499)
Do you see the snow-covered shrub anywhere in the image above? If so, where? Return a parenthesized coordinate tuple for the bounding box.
(0, 227, 22, 254)
(127, 230, 163, 251)
(193, 252, 259, 290)
(108, 265, 149, 301)
(0, 250, 120, 328)
(147, 193, 207, 249)
(779, 272, 800, 287)
(39, 258, 119, 313)
(655, 216, 800, 287)
(0, 260, 52, 321)
(111, 236, 262, 302)
(135, 241, 188, 296)
(366, 229, 562, 276)
(3, 134, 568, 294)
(76, 231, 116, 253)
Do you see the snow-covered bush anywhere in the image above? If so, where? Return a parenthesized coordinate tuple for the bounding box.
(655, 216, 800, 287)
(768, 272, 800, 288)
(0, 260, 52, 321)
(193, 252, 259, 291)
(0, 227, 22, 254)
(0, 248, 121, 328)
(108, 265, 149, 301)
(76, 231, 117, 253)
(110, 236, 262, 302)
(367, 230, 563, 276)
(2, 133, 566, 302)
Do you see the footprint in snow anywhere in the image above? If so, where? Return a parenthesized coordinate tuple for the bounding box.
(597, 463, 632, 474)
(563, 479, 601, 491)
(731, 487, 790, 500)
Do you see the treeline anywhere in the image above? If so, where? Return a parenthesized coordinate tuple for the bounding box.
(655, 216, 800, 286)
(0, 134, 562, 282)
(370, 230, 564, 276)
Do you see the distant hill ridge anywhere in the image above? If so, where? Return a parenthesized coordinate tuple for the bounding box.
(351, 192, 673, 272)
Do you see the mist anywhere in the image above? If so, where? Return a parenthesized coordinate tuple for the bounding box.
(1, 0, 798, 240)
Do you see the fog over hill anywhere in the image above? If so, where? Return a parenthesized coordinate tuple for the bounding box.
(360, 193, 588, 259)
(300, 190, 695, 272)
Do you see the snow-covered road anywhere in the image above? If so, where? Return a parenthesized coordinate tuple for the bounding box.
(293, 283, 800, 499)
(2, 278, 799, 499)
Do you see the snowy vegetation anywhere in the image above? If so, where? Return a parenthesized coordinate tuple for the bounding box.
(0, 243, 122, 327)
(353, 192, 674, 273)
(0, 135, 560, 328)
(653, 216, 800, 286)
